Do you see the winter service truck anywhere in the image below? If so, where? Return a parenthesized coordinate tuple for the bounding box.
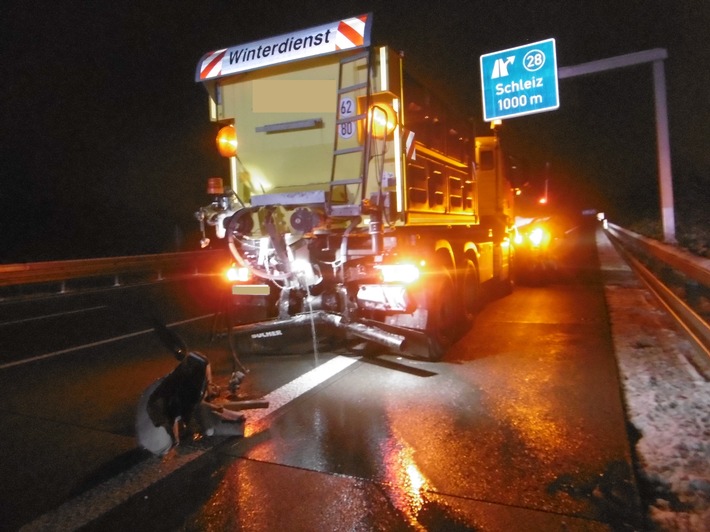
(194, 14, 514, 361)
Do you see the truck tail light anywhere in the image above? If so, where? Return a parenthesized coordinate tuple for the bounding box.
(225, 264, 250, 282)
(206, 177, 224, 194)
(216, 125, 238, 157)
(376, 263, 420, 284)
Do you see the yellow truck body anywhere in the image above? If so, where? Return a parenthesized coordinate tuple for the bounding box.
(194, 14, 513, 360)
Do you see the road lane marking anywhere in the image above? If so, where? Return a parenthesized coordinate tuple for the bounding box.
(242, 354, 359, 435)
(20, 355, 359, 531)
(0, 305, 107, 327)
(0, 314, 214, 370)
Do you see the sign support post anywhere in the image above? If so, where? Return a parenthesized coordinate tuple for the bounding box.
(557, 48, 675, 243)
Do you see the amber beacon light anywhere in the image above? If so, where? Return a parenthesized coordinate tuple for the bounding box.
(216, 125, 238, 157)
(368, 104, 397, 139)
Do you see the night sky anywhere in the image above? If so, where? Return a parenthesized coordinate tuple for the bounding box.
(1, 1, 707, 262)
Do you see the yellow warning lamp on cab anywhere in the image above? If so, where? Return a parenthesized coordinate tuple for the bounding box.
(368, 103, 397, 139)
(216, 124, 238, 157)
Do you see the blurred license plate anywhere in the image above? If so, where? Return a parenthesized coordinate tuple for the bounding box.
(232, 284, 270, 296)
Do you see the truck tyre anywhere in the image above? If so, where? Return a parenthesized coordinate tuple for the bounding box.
(499, 249, 514, 296)
(424, 273, 457, 361)
(462, 259, 481, 324)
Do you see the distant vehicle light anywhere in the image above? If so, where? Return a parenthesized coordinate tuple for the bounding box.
(226, 265, 250, 282)
(528, 227, 547, 247)
(377, 263, 420, 284)
(216, 125, 238, 157)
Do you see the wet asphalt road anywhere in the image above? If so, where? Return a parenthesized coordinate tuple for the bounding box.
(0, 223, 643, 531)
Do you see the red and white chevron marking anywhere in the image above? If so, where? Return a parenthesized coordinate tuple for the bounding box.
(200, 49, 226, 80)
(335, 15, 368, 50)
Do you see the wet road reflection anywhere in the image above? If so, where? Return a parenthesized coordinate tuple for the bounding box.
(380, 429, 430, 527)
(177, 226, 642, 530)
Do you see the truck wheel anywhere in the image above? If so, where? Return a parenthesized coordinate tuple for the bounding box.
(462, 259, 481, 324)
(424, 273, 457, 361)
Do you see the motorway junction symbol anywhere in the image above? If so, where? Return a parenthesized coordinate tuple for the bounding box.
(480, 38, 559, 121)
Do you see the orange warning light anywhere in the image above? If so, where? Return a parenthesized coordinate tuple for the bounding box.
(368, 104, 397, 139)
(216, 125, 238, 157)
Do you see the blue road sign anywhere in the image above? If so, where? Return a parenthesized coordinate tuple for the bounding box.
(480, 39, 559, 121)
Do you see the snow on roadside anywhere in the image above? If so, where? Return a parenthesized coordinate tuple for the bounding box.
(598, 230, 710, 531)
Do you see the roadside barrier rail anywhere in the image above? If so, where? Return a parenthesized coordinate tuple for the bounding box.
(605, 222, 710, 366)
(0, 249, 231, 298)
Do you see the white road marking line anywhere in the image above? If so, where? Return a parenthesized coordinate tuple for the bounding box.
(0, 305, 107, 327)
(243, 354, 359, 434)
(20, 355, 359, 531)
(0, 314, 213, 370)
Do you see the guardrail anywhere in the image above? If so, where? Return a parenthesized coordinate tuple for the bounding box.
(0, 248, 231, 299)
(605, 222, 710, 364)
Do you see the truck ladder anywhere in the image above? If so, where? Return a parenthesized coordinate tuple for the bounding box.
(329, 50, 372, 217)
